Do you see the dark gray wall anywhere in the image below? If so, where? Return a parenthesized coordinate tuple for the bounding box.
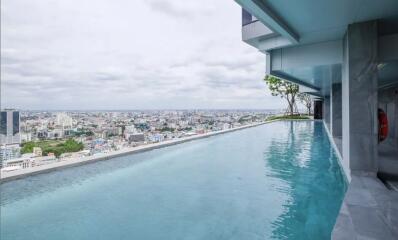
(331, 83, 342, 137)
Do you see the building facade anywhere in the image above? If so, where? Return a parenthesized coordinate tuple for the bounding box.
(0, 144, 21, 166)
(0, 109, 21, 145)
(0, 110, 21, 166)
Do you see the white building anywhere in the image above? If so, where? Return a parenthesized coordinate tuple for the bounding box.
(56, 112, 73, 128)
(2, 156, 32, 170)
(0, 144, 21, 167)
(21, 132, 32, 142)
(125, 125, 137, 133)
(222, 123, 231, 130)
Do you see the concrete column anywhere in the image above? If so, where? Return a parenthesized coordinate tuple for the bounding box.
(323, 96, 331, 131)
(331, 83, 342, 137)
(342, 20, 378, 174)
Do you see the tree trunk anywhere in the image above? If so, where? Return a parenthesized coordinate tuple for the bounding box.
(290, 98, 295, 116)
(288, 103, 293, 116)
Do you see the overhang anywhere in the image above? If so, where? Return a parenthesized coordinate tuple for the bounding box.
(236, 0, 398, 96)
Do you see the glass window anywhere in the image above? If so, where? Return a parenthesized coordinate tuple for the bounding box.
(13, 111, 20, 135)
(0, 112, 7, 135)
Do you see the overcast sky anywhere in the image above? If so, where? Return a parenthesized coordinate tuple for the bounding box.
(1, 0, 284, 110)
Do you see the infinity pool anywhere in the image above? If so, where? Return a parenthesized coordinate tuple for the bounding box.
(0, 121, 347, 240)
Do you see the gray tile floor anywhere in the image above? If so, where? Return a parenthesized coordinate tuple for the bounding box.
(332, 174, 398, 240)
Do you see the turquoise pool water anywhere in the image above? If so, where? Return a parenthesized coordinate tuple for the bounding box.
(0, 121, 347, 240)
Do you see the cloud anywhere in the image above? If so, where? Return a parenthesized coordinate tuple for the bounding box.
(1, 0, 284, 110)
(146, 0, 215, 19)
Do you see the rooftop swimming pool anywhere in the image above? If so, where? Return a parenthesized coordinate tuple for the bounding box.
(0, 121, 347, 240)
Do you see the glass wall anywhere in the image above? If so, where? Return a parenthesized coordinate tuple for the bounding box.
(0, 112, 7, 135)
(13, 111, 20, 135)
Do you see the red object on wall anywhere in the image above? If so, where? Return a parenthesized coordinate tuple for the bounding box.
(378, 108, 388, 142)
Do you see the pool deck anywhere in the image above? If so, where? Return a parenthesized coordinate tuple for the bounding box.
(328, 141, 398, 239)
(321, 121, 398, 239)
(0, 121, 272, 182)
(332, 172, 398, 240)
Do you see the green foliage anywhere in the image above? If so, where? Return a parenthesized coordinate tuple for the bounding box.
(21, 142, 36, 154)
(20, 139, 84, 157)
(298, 93, 313, 115)
(265, 75, 299, 97)
(160, 127, 175, 132)
(264, 75, 299, 115)
(72, 129, 94, 137)
(267, 115, 310, 121)
(238, 115, 252, 123)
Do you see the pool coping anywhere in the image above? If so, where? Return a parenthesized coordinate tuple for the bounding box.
(322, 120, 351, 182)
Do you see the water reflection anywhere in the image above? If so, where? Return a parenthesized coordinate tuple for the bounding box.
(264, 121, 347, 239)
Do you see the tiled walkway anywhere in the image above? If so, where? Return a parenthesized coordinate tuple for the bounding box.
(332, 173, 398, 240)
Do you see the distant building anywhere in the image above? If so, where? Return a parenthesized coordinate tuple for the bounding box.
(33, 155, 57, 166)
(125, 125, 137, 134)
(56, 112, 73, 128)
(128, 133, 145, 143)
(0, 144, 21, 167)
(37, 130, 48, 139)
(149, 133, 164, 143)
(124, 125, 141, 141)
(0, 109, 21, 145)
(21, 132, 32, 142)
(222, 123, 231, 130)
(33, 147, 42, 157)
(2, 156, 32, 170)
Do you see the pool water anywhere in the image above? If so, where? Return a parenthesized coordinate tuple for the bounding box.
(0, 121, 347, 240)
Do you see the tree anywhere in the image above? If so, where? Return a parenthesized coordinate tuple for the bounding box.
(21, 142, 36, 154)
(264, 75, 299, 116)
(298, 93, 312, 115)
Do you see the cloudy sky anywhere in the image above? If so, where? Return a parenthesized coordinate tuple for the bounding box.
(1, 0, 284, 110)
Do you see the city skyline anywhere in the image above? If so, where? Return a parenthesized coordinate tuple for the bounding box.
(1, 0, 285, 110)
(0, 109, 277, 169)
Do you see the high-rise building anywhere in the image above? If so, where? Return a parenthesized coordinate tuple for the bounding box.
(0, 109, 21, 145)
(0, 144, 21, 167)
(56, 112, 73, 128)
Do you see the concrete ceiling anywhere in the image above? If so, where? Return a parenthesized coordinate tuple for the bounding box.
(237, 0, 398, 96)
(262, 0, 398, 44)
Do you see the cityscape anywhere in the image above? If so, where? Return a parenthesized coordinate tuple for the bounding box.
(0, 109, 280, 172)
(1, 0, 397, 239)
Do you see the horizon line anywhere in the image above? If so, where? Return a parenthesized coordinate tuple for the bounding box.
(7, 108, 285, 112)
